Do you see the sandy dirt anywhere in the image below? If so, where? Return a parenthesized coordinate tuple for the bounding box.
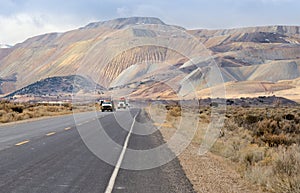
(177, 144, 266, 193)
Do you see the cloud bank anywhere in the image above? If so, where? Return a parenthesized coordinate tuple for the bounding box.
(1, 0, 299, 45)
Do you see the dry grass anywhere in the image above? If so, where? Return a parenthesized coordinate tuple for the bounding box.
(153, 104, 264, 193)
(204, 105, 300, 193)
(270, 145, 300, 193)
(0, 100, 75, 123)
(161, 104, 300, 193)
(0, 101, 100, 124)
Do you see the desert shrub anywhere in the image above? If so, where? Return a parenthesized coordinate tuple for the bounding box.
(0, 114, 10, 123)
(168, 106, 181, 117)
(281, 121, 297, 134)
(0, 101, 74, 124)
(63, 103, 72, 110)
(165, 105, 173, 110)
(199, 114, 210, 123)
(254, 119, 281, 137)
(245, 114, 261, 125)
(262, 133, 294, 147)
(209, 106, 300, 192)
(15, 113, 25, 121)
(224, 118, 239, 131)
(22, 112, 34, 119)
(233, 112, 245, 127)
(294, 116, 300, 124)
(0, 110, 7, 116)
(210, 102, 219, 107)
(238, 144, 265, 167)
(0, 112, 17, 123)
(46, 106, 60, 112)
(11, 106, 24, 113)
(270, 145, 300, 193)
(283, 114, 295, 121)
(245, 165, 272, 187)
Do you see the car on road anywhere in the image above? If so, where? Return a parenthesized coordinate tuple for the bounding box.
(117, 101, 126, 109)
(101, 101, 114, 112)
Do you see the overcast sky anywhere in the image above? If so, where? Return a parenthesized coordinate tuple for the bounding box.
(1, 0, 299, 45)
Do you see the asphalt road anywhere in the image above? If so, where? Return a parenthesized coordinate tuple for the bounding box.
(0, 109, 195, 193)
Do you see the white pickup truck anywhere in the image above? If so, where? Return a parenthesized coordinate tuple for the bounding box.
(101, 101, 114, 112)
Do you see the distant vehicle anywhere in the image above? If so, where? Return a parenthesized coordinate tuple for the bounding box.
(117, 101, 126, 109)
(101, 100, 114, 112)
(117, 97, 130, 109)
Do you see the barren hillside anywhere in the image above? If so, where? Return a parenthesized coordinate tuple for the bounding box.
(1, 17, 299, 101)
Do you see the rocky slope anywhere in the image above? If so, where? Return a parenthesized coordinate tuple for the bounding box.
(5, 75, 104, 98)
(0, 17, 299, 101)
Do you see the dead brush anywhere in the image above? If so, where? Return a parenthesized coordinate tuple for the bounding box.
(166, 105, 181, 119)
(210, 105, 300, 191)
(270, 145, 300, 193)
(0, 101, 73, 123)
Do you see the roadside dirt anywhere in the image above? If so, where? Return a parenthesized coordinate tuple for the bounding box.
(149, 107, 267, 193)
(176, 143, 265, 193)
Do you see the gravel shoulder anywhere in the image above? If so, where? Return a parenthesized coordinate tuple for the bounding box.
(177, 143, 265, 193)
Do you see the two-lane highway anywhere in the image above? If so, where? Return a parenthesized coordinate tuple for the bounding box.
(0, 109, 195, 193)
(0, 111, 109, 151)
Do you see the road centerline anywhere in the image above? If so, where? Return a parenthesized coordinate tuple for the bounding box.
(104, 112, 139, 193)
(15, 140, 30, 146)
(64, 127, 72, 131)
(46, 132, 56, 136)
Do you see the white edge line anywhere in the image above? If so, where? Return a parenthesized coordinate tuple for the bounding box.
(104, 113, 138, 193)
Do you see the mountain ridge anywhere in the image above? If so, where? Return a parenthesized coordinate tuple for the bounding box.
(1, 17, 300, 101)
(81, 17, 166, 30)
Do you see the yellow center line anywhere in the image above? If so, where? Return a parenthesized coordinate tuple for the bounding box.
(46, 132, 56, 136)
(64, 127, 72, 131)
(15, 140, 30, 146)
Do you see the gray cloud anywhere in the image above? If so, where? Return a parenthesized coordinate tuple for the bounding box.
(1, 0, 299, 44)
